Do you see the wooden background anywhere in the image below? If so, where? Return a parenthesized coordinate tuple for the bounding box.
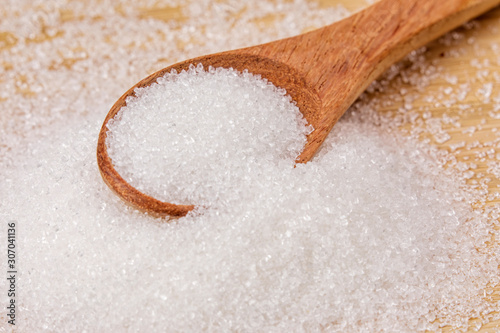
(1, 0, 499, 331)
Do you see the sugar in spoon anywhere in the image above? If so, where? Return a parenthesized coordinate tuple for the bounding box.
(97, 0, 500, 217)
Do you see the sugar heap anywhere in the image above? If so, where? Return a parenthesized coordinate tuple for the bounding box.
(1, 0, 500, 332)
(102, 64, 500, 332)
(106, 65, 311, 207)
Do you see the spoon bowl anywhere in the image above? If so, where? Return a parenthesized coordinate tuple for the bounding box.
(97, 0, 500, 217)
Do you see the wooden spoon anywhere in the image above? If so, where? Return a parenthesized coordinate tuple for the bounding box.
(97, 0, 500, 218)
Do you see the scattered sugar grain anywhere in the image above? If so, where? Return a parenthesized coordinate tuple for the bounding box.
(2, 0, 500, 332)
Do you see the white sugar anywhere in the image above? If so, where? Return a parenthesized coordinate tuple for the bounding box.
(5, 97, 499, 332)
(106, 65, 311, 208)
(2, 0, 500, 332)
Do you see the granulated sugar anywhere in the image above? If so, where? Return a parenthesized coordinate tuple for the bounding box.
(2, 0, 500, 332)
(4, 95, 500, 332)
(101, 64, 500, 332)
(106, 65, 311, 207)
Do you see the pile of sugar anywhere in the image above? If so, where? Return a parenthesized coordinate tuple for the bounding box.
(106, 65, 311, 207)
(1, 0, 500, 332)
(4, 83, 499, 331)
(103, 65, 500, 332)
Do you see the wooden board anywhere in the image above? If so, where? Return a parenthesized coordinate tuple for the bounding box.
(1, 0, 499, 331)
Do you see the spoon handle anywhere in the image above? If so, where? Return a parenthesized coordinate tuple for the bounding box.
(247, 0, 500, 162)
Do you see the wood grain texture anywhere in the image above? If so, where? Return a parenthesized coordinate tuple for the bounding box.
(2, 0, 500, 330)
(97, 0, 500, 218)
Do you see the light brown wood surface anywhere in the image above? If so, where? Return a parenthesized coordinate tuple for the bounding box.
(2, 0, 500, 331)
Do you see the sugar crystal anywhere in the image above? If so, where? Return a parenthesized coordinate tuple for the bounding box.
(1, 0, 500, 332)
